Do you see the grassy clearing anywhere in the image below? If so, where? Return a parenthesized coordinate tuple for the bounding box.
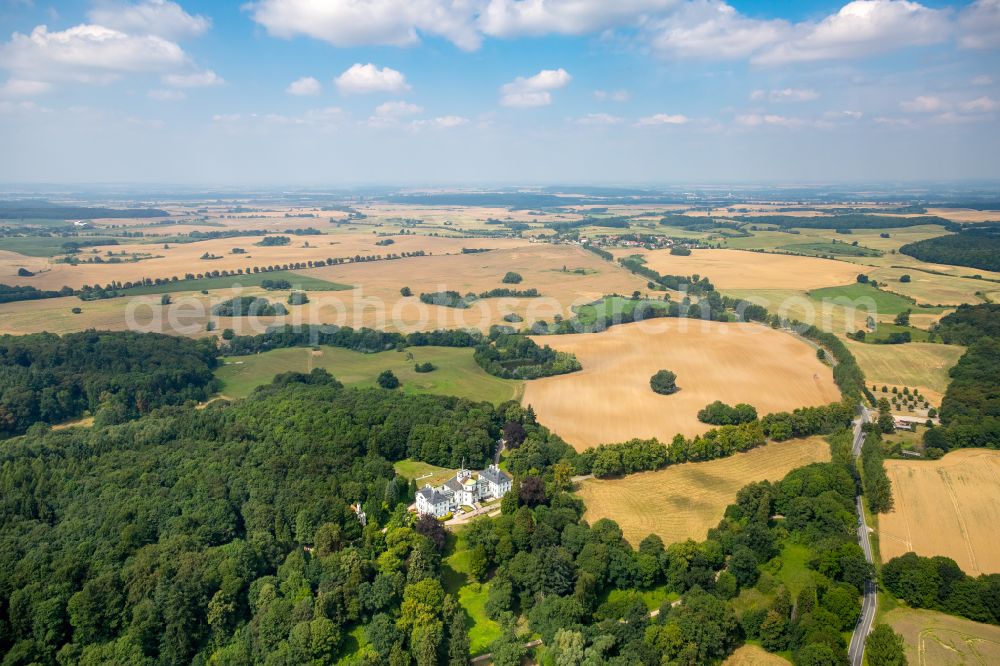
(771, 543, 815, 597)
(603, 584, 678, 612)
(216, 345, 522, 404)
(118, 270, 350, 295)
(393, 459, 455, 487)
(567, 295, 671, 327)
(442, 533, 502, 656)
(846, 340, 964, 398)
(576, 437, 831, 546)
(885, 607, 1000, 665)
(722, 644, 791, 665)
(0, 236, 122, 257)
(779, 242, 880, 257)
(807, 282, 941, 315)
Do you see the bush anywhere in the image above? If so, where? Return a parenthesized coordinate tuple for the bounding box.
(414, 362, 436, 373)
(650, 369, 678, 395)
(502, 272, 523, 284)
(400, 286, 412, 297)
(377, 370, 400, 389)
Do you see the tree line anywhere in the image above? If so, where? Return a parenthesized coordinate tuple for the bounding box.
(900, 223, 1000, 272)
(925, 336, 1000, 451)
(0, 330, 219, 437)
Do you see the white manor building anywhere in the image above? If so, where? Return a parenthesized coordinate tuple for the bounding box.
(415, 464, 513, 518)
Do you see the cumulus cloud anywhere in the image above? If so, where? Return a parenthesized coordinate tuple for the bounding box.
(0, 24, 187, 83)
(736, 113, 804, 127)
(957, 0, 1000, 49)
(411, 115, 471, 129)
(88, 0, 210, 39)
(480, 0, 677, 37)
(593, 89, 631, 102)
(751, 88, 819, 103)
(374, 100, 423, 117)
(500, 68, 571, 107)
(576, 112, 623, 125)
(335, 63, 410, 95)
(162, 69, 222, 87)
(899, 95, 948, 112)
(286, 75, 321, 96)
(636, 113, 689, 125)
(0, 78, 51, 96)
(961, 96, 999, 112)
(648, 1, 791, 60)
(246, 0, 483, 51)
(752, 0, 951, 66)
(147, 88, 186, 100)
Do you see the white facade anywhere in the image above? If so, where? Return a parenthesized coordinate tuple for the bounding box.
(414, 464, 512, 517)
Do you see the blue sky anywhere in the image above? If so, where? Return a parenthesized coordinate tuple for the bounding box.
(0, 0, 998, 185)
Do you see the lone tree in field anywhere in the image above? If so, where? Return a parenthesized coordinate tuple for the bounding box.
(377, 370, 400, 389)
(502, 271, 523, 284)
(650, 369, 678, 395)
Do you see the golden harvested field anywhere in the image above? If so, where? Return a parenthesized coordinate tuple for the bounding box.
(926, 207, 1000, 223)
(620, 248, 865, 290)
(577, 437, 831, 546)
(0, 233, 528, 290)
(869, 266, 993, 306)
(880, 449, 1000, 575)
(846, 340, 965, 400)
(722, 645, 790, 666)
(523, 320, 839, 450)
(0, 244, 648, 336)
(885, 607, 1000, 666)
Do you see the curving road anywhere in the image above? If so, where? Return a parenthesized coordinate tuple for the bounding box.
(847, 409, 877, 666)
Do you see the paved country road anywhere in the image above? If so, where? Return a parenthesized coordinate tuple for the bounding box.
(847, 409, 877, 666)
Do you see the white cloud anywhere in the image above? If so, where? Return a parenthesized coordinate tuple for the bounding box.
(823, 109, 863, 120)
(374, 100, 423, 116)
(412, 115, 471, 129)
(0, 24, 187, 83)
(246, 0, 483, 51)
(480, 0, 677, 37)
(753, 0, 951, 66)
(335, 63, 410, 95)
(576, 112, 622, 125)
(594, 89, 631, 102)
(147, 88, 185, 100)
(973, 75, 994, 85)
(500, 68, 571, 107)
(957, 0, 1000, 50)
(961, 96, 999, 112)
(736, 113, 804, 127)
(88, 0, 210, 39)
(0, 78, 51, 96)
(286, 75, 321, 96)
(636, 113, 689, 125)
(649, 1, 791, 60)
(162, 69, 222, 87)
(751, 87, 819, 103)
(899, 95, 948, 112)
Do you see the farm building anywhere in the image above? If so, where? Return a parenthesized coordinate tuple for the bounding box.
(415, 464, 512, 517)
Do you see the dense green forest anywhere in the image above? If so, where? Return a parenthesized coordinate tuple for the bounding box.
(0, 202, 168, 219)
(934, 303, 1000, 344)
(0, 365, 873, 666)
(473, 331, 582, 380)
(900, 224, 1000, 272)
(925, 336, 1000, 451)
(0, 331, 218, 437)
(882, 553, 1000, 625)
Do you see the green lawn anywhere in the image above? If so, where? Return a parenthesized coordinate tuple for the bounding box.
(866, 322, 932, 343)
(216, 345, 522, 404)
(118, 270, 350, 295)
(807, 283, 941, 316)
(773, 543, 816, 597)
(443, 533, 502, 656)
(0, 235, 122, 257)
(393, 459, 456, 487)
(779, 242, 881, 257)
(568, 295, 671, 328)
(603, 584, 678, 612)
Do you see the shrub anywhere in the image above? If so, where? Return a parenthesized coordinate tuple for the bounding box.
(502, 271, 523, 284)
(377, 370, 400, 389)
(650, 369, 678, 395)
